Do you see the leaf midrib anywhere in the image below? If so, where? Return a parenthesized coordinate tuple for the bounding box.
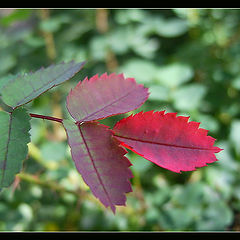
(15, 64, 77, 106)
(78, 124, 114, 209)
(3, 62, 83, 108)
(0, 112, 13, 185)
(114, 134, 216, 151)
(78, 87, 138, 122)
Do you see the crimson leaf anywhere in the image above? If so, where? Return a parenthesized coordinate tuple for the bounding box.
(66, 73, 149, 122)
(63, 120, 133, 213)
(113, 111, 222, 173)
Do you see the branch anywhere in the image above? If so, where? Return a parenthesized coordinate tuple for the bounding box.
(29, 113, 63, 123)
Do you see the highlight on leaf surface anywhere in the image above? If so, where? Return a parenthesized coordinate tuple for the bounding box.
(0, 60, 85, 109)
(63, 120, 133, 213)
(66, 73, 149, 122)
(113, 111, 223, 173)
(0, 107, 31, 189)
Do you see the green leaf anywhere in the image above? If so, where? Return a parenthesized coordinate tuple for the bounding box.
(0, 9, 32, 27)
(119, 59, 157, 84)
(0, 55, 16, 75)
(155, 18, 188, 38)
(0, 74, 17, 91)
(39, 19, 61, 33)
(115, 9, 146, 24)
(0, 107, 31, 189)
(196, 200, 233, 231)
(40, 141, 67, 162)
(195, 114, 219, 133)
(230, 120, 240, 155)
(129, 154, 152, 173)
(148, 85, 170, 101)
(216, 141, 238, 171)
(0, 98, 13, 113)
(0, 60, 85, 109)
(172, 83, 207, 111)
(232, 76, 240, 90)
(155, 63, 194, 88)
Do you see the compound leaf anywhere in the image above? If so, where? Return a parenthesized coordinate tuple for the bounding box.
(113, 111, 222, 173)
(0, 107, 31, 189)
(63, 120, 133, 213)
(66, 73, 149, 122)
(0, 60, 85, 109)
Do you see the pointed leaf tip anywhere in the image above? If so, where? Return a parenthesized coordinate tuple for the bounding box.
(113, 111, 222, 173)
(66, 73, 149, 122)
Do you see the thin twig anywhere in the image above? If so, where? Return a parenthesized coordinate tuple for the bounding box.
(29, 113, 63, 123)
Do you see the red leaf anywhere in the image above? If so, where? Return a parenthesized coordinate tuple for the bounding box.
(66, 73, 149, 122)
(113, 111, 223, 173)
(63, 120, 133, 213)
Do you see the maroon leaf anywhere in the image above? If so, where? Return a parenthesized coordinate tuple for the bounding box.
(66, 73, 149, 122)
(113, 111, 222, 173)
(63, 120, 133, 213)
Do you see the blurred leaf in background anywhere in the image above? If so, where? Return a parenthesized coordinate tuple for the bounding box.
(0, 8, 240, 231)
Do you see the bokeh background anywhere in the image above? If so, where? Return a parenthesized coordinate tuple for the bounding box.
(0, 8, 240, 231)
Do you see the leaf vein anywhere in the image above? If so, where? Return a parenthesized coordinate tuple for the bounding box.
(77, 124, 114, 207)
(0, 113, 13, 185)
(79, 87, 136, 122)
(114, 135, 216, 151)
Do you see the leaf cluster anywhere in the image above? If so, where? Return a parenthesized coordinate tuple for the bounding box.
(0, 9, 239, 231)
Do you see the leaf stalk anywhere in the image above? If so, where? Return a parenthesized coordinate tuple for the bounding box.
(29, 113, 63, 123)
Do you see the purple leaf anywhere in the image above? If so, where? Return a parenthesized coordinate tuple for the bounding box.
(63, 120, 133, 213)
(66, 73, 149, 122)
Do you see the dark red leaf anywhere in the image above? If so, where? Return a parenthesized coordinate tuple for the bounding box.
(66, 73, 149, 122)
(63, 120, 133, 213)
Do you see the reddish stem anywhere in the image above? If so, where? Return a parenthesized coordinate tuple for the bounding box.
(29, 113, 63, 123)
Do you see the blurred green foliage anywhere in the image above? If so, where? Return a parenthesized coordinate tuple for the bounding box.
(0, 8, 240, 231)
